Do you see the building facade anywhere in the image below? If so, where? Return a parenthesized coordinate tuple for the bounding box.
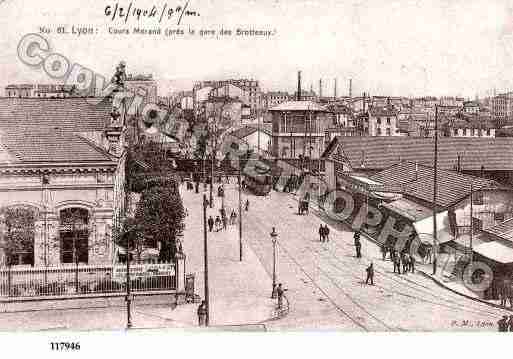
(0, 97, 126, 267)
(270, 101, 333, 159)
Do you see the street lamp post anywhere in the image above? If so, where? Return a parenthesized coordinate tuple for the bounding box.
(202, 194, 210, 326)
(270, 227, 278, 298)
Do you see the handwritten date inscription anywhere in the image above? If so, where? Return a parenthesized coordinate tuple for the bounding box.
(105, 1, 200, 25)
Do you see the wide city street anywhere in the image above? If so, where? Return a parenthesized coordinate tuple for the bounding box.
(199, 180, 511, 331)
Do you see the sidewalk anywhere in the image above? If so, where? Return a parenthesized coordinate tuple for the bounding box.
(181, 182, 278, 327)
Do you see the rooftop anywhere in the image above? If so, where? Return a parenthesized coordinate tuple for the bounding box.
(370, 161, 498, 208)
(0, 97, 114, 164)
(323, 136, 513, 171)
(269, 101, 326, 112)
(482, 218, 513, 244)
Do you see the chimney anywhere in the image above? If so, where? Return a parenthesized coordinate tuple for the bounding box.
(349, 79, 352, 98)
(297, 71, 301, 101)
(481, 165, 485, 178)
(334, 78, 337, 99)
(415, 161, 418, 180)
(457, 154, 461, 172)
(319, 79, 323, 98)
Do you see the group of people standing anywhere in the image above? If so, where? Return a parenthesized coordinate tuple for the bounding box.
(207, 207, 240, 232)
(498, 315, 513, 332)
(388, 249, 416, 275)
(318, 224, 330, 242)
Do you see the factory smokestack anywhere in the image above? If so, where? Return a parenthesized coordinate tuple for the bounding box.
(319, 79, 323, 98)
(334, 78, 337, 99)
(297, 71, 302, 101)
(349, 78, 352, 98)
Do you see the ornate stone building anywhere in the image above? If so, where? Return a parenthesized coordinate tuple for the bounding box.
(0, 97, 127, 267)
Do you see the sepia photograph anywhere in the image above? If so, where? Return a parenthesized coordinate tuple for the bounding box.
(1, 0, 513, 356)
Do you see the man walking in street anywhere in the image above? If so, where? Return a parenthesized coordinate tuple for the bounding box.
(207, 216, 214, 232)
(409, 253, 416, 273)
(354, 231, 362, 258)
(318, 224, 323, 242)
(365, 262, 374, 285)
(381, 245, 387, 261)
(393, 251, 401, 274)
(324, 225, 330, 242)
(402, 252, 410, 274)
(245, 199, 250, 211)
(197, 300, 207, 326)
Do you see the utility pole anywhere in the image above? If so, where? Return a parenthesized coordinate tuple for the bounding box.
(432, 105, 439, 275)
(238, 163, 243, 261)
(470, 182, 474, 263)
(203, 194, 210, 326)
(270, 227, 278, 298)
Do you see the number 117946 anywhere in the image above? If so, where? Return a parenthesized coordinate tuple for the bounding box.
(50, 342, 80, 351)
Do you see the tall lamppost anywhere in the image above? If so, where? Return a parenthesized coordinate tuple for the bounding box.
(270, 227, 278, 298)
(202, 194, 210, 326)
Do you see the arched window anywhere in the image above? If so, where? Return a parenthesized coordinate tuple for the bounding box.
(0, 206, 36, 266)
(59, 208, 89, 264)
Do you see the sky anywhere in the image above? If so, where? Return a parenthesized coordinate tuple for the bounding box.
(1, 0, 513, 98)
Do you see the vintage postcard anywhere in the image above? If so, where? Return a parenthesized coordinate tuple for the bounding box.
(1, 0, 513, 355)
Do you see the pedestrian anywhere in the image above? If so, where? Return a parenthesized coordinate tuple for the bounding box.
(394, 251, 401, 274)
(197, 300, 207, 326)
(319, 224, 324, 242)
(409, 253, 416, 273)
(354, 231, 362, 258)
(231, 210, 237, 225)
(365, 262, 374, 285)
(498, 315, 509, 332)
(324, 225, 330, 242)
(215, 216, 221, 232)
(222, 215, 227, 231)
(508, 315, 513, 332)
(381, 245, 387, 261)
(500, 279, 507, 307)
(402, 252, 410, 274)
(207, 216, 214, 232)
(245, 199, 250, 211)
(276, 283, 287, 309)
(508, 280, 513, 309)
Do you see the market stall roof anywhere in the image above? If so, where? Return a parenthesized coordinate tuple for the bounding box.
(381, 198, 432, 222)
(382, 198, 453, 244)
(474, 241, 513, 264)
(412, 211, 453, 245)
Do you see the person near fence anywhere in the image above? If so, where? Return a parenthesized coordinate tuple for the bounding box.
(208, 216, 214, 232)
(197, 300, 207, 326)
(365, 262, 374, 285)
(215, 216, 222, 232)
(222, 215, 227, 231)
(276, 283, 287, 309)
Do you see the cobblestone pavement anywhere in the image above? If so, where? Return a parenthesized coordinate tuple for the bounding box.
(217, 183, 510, 331)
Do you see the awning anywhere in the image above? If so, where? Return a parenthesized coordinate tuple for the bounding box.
(370, 191, 402, 201)
(474, 241, 513, 264)
(413, 211, 454, 245)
